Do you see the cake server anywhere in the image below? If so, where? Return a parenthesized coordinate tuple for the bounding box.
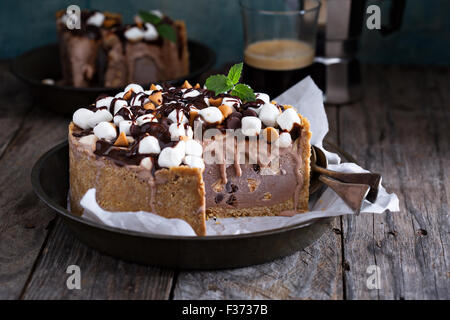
(312, 146, 381, 202)
(311, 146, 379, 214)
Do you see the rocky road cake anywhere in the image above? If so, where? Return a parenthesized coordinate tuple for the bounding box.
(56, 9, 189, 88)
(69, 69, 311, 236)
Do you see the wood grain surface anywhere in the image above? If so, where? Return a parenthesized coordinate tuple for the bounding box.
(0, 62, 448, 300)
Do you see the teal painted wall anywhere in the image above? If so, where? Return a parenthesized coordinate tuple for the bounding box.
(0, 0, 449, 66)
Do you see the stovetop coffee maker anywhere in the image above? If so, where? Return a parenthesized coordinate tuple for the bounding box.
(314, 0, 405, 104)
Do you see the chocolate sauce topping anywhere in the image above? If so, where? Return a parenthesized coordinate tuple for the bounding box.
(72, 82, 302, 170)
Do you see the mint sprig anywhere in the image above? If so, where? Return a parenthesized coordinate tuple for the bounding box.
(138, 10, 177, 43)
(205, 63, 256, 102)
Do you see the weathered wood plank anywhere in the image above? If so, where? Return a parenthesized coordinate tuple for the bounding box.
(339, 65, 449, 299)
(22, 219, 174, 300)
(0, 106, 68, 299)
(173, 106, 344, 300)
(0, 60, 32, 157)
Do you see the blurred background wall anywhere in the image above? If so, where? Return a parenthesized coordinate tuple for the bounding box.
(0, 0, 449, 66)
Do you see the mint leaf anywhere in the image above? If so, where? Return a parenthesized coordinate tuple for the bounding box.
(227, 62, 243, 85)
(231, 84, 256, 102)
(156, 24, 177, 43)
(205, 75, 234, 95)
(139, 11, 162, 25)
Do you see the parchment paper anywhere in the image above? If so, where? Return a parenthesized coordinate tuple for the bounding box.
(80, 77, 400, 236)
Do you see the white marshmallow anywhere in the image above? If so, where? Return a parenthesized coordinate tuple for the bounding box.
(258, 103, 280, 127)
(119, 120, 133, 136)
(113, 99, 128, 115)
(185, 140, 203, 157)
(248, 105, 262, 115)
(169, 123, 186, 140)
(124, 83, 144, 94)
(96, 96, 114, 109)
(183, 155, 205, 170)
(88, 109, 113, 128)
(174, 140, 186, 154)
(136, 114, 158, 125)
(139, 135, 161, 154)
(199, 107, 223, 124)
(222, 97, 241, 108)
(203, 97, 210, 106)
(130, 92, 146, 106)
(140, 157, 153, 170)
(276, 108, 301, 132)
(113, 115, 124, 126)
(93, 122, 117, 141)
(278, 132, 292, 148)
(158, 145, 185, 168)
(168, 109, 188, 124)
(124, 27, 144, 41)
(183, 90, 201, 98)
(255, 93, 270, 104)
(73, 108, 94, 130)
(86, 12, 105, 27)
(143, 23, 158, 41)
(241, 116, 262, 136)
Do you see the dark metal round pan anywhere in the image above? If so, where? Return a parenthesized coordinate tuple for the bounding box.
(31, 141, 331, 270)
(11, 41, 216, 116)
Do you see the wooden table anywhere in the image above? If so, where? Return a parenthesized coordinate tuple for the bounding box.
(0, 62, 448, 300)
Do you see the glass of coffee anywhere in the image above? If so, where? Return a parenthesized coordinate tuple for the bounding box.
(240, 0, 321, 98)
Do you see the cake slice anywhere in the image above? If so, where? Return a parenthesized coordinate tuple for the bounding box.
(56, 9, 189, 88)
(56, 10, 122, 87)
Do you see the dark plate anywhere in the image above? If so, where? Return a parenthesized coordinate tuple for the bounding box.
(11, 40, 215, 116)
(31, 141, 331, 270)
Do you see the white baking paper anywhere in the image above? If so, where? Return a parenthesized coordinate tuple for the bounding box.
(79, 77, 400, 236)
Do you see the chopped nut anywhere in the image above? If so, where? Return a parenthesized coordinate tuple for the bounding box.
(283, 105, 293, 110)
(262, 192, 272, 201)
(189, 110, 199, 127)
(143, 102, 156, 110)
(218, 104, 233, 118)
(212, 179, 224, 193)
(123, 89, 133, 100)
(149, 91, 163, 105)
(182, 80, 192, 89)
(271, 100, 277, 105)
(262, 127, 279, 142)
(247, 178, 260, 192)
(194, 83, 201, 89)
(150, 84, 159, 90)
(114, 132, 129, 147)
(209, 97, 223, 107)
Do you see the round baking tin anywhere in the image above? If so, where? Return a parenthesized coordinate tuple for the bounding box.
(31, 141, 331, 269)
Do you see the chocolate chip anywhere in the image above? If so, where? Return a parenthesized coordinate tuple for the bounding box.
(215, 193, 224, 204)
(226, 117, 241, 129)
(225, 181, 238, 193)
(226, 194, 237, 206)
(253, 164, 261, 174)
(242, 109, 257, 117)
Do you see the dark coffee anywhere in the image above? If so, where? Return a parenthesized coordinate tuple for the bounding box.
(243, 39, 315, 98)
